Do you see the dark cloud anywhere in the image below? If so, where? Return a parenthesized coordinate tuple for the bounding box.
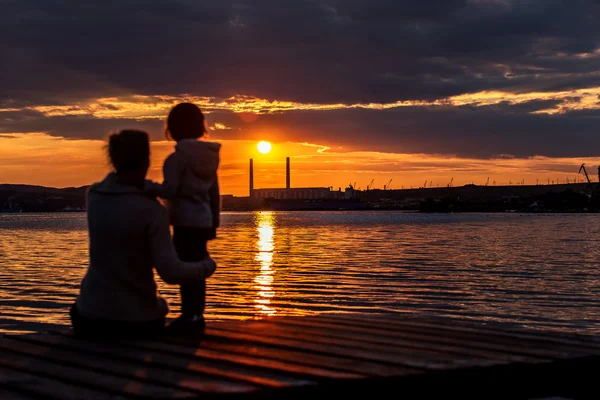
(3, 102, 599, 159)
(205, 103, 600, 159)
(475, 99, 564, 114)
(1, 0, 600, 105)
(0, 113, 164, 141)
(1, 0, 600, 159)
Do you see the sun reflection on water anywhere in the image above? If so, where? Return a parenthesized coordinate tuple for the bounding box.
(253, 212, 276, 316)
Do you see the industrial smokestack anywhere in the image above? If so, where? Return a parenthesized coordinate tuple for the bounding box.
(286, 157, 291, 189)
(249, 158, 254, 197)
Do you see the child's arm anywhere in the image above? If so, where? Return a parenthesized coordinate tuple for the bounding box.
(149, 207, 216, 283)
(209, 144, 221, 237)
(209, 174, 220, 236)
(145, 154, 182, 199)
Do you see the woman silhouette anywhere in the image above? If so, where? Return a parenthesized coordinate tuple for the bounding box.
(70, 130, 216, 338)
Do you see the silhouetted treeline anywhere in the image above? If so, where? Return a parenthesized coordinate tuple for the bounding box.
(420, 188, 599, 213)
(3, 184, 600, 213)
(0, 185, 88, 212)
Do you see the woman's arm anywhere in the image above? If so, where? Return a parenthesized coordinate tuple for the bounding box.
(148, 207, 216, 284)
(209, 174, 220, 230)
(145, 154, 181, 199)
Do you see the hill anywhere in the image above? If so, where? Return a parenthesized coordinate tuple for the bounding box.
(0, 184, 88, 212)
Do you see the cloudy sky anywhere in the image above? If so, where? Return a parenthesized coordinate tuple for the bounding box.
(1, 0, 600, 194)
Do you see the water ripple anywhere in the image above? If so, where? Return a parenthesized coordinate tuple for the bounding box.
(1, 211, 600, 334)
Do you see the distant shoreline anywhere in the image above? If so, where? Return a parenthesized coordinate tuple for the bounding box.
(3, 182, 600, 213)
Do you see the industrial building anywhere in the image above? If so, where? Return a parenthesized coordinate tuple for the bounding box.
(222, 157, 600, 211)
(253, 187, 341, 200)
(249, 157, 343, 200)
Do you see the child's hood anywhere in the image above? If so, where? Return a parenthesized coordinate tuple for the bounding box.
(175, 139, 221, 176)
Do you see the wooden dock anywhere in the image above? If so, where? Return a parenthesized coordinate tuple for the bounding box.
(1, 314, 599, 399)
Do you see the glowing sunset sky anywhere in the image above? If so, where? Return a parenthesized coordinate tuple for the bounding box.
(1, 1, 600, 195)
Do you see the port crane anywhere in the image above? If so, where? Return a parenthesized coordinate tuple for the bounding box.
(485, 177, 490, 186)
(384, 179, 393, 190)
(447, 177, 454, 187)
(579, 163, 592, 184)
(366, 179, 375, 190)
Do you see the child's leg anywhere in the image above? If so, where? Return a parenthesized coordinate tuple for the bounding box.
(173, 227, 208, 317)
(180, 280, 206, 317)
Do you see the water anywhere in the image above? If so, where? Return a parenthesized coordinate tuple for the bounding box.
(1, 211, 600, 335)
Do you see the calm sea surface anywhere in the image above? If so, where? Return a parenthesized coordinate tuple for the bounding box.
(1, 211, 599, 334)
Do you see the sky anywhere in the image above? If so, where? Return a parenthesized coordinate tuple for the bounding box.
(1, 0, 600, 195)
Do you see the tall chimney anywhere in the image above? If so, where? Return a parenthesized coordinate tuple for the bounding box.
(249, 158, 254, 197)
(286, 157, 291, 189)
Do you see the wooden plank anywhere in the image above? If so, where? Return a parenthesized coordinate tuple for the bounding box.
(4, 315, 600, 400)
(413, 316, 600, 343)
(41, 332, 313, 388)
(120, 337, 363, 380)
(305, 314, 600, 352)
(0, 390, 35, 400)
(4, 336, 257, 395)
(214, 320, 543, 363)
(219, 319, 543, 361)
(165, 335, 414, 377)
(0, 365, 128, 400)
(204, 326, 498, 370)
(210, 322, 532, 364)
(317, 314, 600, 344)
(260, 317, 588, 360)
(0, 367, 38, 400)
(0, 347, 198, 398)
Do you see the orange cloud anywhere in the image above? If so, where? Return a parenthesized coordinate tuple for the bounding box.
(2, 85, 599, 120)
(449, 87, 600, 114)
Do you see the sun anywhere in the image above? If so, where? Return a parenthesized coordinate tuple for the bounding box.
(257, 141, 272, 154)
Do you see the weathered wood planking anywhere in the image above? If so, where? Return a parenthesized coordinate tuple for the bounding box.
(1, 314, 600, 399)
